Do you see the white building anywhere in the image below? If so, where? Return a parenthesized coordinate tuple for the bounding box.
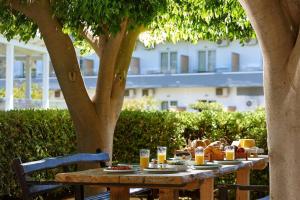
(0, 35, 264, 111)
(79, 40, 264, 111)
(0, 35, 50, 110)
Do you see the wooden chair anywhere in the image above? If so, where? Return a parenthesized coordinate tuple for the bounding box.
(12, 153, 153, 200)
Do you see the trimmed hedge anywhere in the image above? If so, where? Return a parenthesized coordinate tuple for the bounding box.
(0, 109, 267, 198)
(0, 110, 76, 197)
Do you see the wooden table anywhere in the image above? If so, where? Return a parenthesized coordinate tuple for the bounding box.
(55, 156, 268, 200)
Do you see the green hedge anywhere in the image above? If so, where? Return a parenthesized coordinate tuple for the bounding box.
(0, 109, 267, 198)
(0, 110, 76, 197)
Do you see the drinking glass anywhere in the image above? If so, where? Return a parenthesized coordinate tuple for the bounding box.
(140, 149, 150, 169)
(225, 146, 235, 160)
(157, 146, 167, 164)
(195, 147, 205, 165)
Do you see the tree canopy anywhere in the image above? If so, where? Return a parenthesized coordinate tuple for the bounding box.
(0, 0, 256, 175)
(0, 0, 254, 47)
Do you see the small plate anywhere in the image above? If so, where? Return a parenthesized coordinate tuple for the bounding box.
(213, 160, 242, 165)
(143, 167, 178, 174)
(103, 168, 136, 173)
(193, 164, 221, 170)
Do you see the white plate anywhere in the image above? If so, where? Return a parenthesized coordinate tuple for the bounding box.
(143, 168, 178, 174)
(103, 168, 136, 173)
(213, 160, 242, 165)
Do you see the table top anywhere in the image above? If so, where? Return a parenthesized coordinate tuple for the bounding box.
(55, 156, 268, 188)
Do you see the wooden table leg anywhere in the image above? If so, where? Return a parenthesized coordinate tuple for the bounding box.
(159, 189, 179, 200)
(200, 178, 214, 200)
(110, 186, 130, 200)
(236, 167, 250, 200)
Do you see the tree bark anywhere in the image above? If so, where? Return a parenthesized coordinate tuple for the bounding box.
(239, 0, 300, 199)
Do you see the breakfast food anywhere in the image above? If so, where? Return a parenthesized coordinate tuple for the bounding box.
(182, 139, 225, 160)
(235, 147, 247, 159)
(174, 150, 192, 160)
(204, 145, 224, 161)
(191, 139, 206, 149)
(239, 139, 255, 148)
(203, 139, 211, 146)
(208, 141, 221, 148)
(184, 139, 208, 157)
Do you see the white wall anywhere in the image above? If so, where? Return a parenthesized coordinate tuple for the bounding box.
(128, 87, 264, 111)
(131, 40, 262, 75)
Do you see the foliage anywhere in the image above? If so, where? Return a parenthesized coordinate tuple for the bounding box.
(114, 110, 186, 162)
(0, 110, 76, 197)
(0, 109, 267, 198)
(0, 0, 167, 45)
(0, 83, 42, 99)
(141, 0, 255, 46)
(122, 97, 159, 111)
(0, 0, 254, 49)
(190, 101, 224, 112)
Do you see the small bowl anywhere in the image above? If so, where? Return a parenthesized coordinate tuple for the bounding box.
(174, 150, 192, 161)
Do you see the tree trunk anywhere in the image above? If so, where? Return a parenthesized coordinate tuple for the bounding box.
(265, 57, 300, 200)
(238, 1, 300, 199)
(74, 114, 116, 156)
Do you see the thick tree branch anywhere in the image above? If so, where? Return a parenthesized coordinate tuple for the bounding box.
(280, 0, 298, 39)
(284, 0, 300, 34)
(79, 27, 106, 57)
(9, 0, 100, 137)
(286, 27, 300, 91)
(110, 28, 143, 118)
(93, 19, 129, 115)
(239, 0, 294, 64)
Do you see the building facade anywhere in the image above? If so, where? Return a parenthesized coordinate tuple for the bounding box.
(78, 40, 264, 111)
(0, 36, 264, 111)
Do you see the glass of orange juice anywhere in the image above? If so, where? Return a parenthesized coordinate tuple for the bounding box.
(157, 146, 167, 164)
(140, 149, 150, 169)
(195, 147, 205, 165)
(225, 146, 235, 160)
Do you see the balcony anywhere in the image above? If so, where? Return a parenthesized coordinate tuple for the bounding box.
(0, 69, 263, 91)
(125, 71, 263, 88)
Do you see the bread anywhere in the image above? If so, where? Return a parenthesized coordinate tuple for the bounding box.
(204, 146, 224, 161)
(208, 141, 221, 148)
(191, 139, 206, 149)
(203, 139, 211, 146)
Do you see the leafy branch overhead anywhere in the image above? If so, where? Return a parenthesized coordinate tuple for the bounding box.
(0, 0, 254, 47)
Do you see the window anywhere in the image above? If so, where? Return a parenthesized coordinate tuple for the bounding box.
(142, 89, 149, 96)
(80, 59, 94, 76)
(128, 57, 140, 75)
(237, 87, 264, 96)
(160, 51, 178, 73)
(54, 90, 61, 98)
(216, 88, 223, 96)
(198, 50, 216, 72)
(170, 52, 178, 73)
(161, 52, 168, 73)
(170, 101, 178, 107)
(124, 89, 130, 97)
(208, 50, 216, 72)
(198, 51, 206, 72)
(161, 101, 169, 110)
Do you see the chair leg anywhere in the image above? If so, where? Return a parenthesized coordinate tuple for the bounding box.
(75, 185, 84, 200)
(147, 189, 154, 200)
(218, 186, 228, 200)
